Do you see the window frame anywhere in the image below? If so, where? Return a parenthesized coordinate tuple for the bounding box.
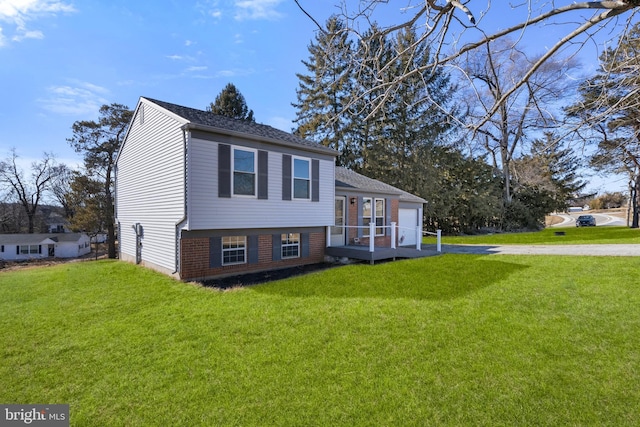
(281, 233, 300, 259)
(362, 197, 385, 237)
(19, 244, 40, 255)
(292, 156, 311, 200)
(221, 236, 247, 266)
(232, 147, 258, 197)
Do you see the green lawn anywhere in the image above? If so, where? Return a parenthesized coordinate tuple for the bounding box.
(2, 257, 640, 426)
(427, 225, 640, 245)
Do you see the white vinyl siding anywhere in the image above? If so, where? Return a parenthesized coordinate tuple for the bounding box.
(189, 138, 335, 230)
(116, 100, 186, 273)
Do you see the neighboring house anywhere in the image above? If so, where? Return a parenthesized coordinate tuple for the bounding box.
(47, 215, 70, 233)
(115, 97, 428, 281)
(0, 233, 91, 260)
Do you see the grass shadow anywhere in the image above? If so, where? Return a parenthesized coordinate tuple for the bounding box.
(252, 254, 529, 301)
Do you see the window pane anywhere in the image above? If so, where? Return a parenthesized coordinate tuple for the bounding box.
(222, 236, 246, 265)
(294, 178, 309, 199)
(376, 199, 384, 217)
(234, 172, 255, 195)
(281, 233, 300, 258)
(363, 199, 371, 216)
(282, 246, 299, 258)
(234, 149, 254, 173)
(293, 158, 309, 179)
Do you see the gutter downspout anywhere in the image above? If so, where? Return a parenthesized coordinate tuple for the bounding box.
(173, 126, 189, 275)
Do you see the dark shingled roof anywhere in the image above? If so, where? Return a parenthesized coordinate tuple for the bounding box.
(335, 167, 427, 204)
(143, 97, 336, 155)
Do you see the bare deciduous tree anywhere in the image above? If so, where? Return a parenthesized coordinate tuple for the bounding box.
(566, 22, 640, 226)
(460, 38, 579, 203)
(294, 1, 640, 128)
(0, 150, 58, 233)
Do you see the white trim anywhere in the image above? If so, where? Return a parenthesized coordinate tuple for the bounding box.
(363, 197, 385, 237)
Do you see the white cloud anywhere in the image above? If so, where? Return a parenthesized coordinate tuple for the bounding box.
(39, 81, 110, 116)
(234, 0, 283, 21)
(186, 65, 207, 72)
(0, 0, 75, 46)
(196, 0, 222, 21)
(166, 53, 196, 62)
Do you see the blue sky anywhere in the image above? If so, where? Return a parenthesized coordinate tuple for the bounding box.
(0, 0, 333, 166)
(0, 0, 633, 194)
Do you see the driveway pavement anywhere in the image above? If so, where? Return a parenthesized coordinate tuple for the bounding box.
(442, 244, 640, 256)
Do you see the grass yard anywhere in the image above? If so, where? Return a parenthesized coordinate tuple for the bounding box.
(428, 225, 640, 245)
(1, 256, 640, 426)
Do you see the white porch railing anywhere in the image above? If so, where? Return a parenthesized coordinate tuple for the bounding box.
(326, 223, 442, 253)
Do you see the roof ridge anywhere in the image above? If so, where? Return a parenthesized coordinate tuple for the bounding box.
(142, 97, 336, 155)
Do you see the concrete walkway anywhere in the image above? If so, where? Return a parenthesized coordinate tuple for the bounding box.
(442, 244, 640, 257)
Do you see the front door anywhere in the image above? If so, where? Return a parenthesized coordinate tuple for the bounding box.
(331, 196, 346, 246)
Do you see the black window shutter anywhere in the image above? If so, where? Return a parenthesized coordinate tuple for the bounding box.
(38, 245, 42, 254)
(209, 237, 222, 268)
(218, 144, 231, 198)
(385, 198, 392, 236)
(248, 235, 259, 264)
(272, 234, 282, 261)
(301, 233, 310, 258)
(16, 245, 19, 255)
(282, 154, 291, 201)
(258, 150, 268, 200)
(311, 159, 320, 202)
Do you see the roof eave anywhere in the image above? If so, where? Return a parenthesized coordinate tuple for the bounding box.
(182, 122, 338, 157)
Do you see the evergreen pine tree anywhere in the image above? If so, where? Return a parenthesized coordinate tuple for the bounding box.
(208, 83, 255, 122)
(293, 16, 355, 167)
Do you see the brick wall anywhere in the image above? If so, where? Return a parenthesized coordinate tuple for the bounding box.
(345, 197, 399, 248)
(180, 231, 326, 280)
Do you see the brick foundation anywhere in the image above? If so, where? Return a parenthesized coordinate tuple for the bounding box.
(180, 231, 326, 280)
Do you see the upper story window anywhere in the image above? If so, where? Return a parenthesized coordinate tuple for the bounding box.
(293, 157, 310, 199)
(363, 197, 385, 237)
(233, 147, 257, 196)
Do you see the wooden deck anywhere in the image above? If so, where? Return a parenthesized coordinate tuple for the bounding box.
(325, 244, 441, 264)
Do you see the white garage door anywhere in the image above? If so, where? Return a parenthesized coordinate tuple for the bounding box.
(398, 208, 418, 246)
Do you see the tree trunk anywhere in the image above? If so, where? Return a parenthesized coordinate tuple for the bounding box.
(27, 213, 35, 234)
(631, 174, 640, 228)
(105, 165, 117, 259)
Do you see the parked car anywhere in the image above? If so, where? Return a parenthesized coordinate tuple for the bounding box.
(576, 215, 596, 227)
